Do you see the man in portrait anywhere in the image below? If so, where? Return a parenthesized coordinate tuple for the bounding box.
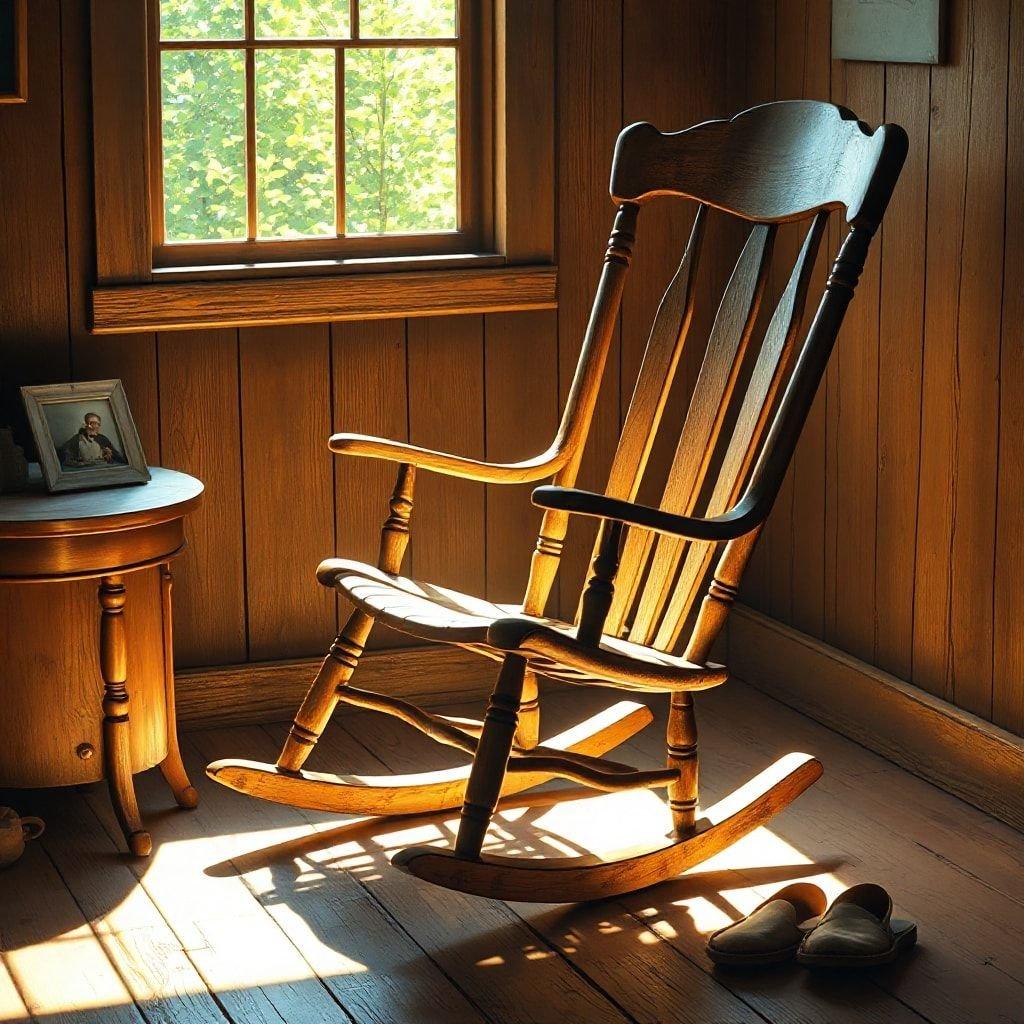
(58, 411, 126, 468)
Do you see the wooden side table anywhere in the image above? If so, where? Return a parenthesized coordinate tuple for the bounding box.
(0, 467, 204, 855)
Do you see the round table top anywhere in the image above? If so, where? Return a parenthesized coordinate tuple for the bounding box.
(0, 466, 204, 538)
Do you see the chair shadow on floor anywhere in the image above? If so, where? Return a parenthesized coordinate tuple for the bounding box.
(203, 789, 857, 989)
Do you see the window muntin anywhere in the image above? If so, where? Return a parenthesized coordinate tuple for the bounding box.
(151, 0, 477, 267)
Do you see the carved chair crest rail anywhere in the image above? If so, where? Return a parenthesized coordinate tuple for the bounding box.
(208, 100, 907, 902)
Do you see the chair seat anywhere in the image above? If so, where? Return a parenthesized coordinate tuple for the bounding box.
(317, 558, 727, 692)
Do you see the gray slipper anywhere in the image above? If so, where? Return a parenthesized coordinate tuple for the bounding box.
(706, 882, 827, 966)
(797, 883, 917, 968)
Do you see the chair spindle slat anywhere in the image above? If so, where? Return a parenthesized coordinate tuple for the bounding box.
(624, 222, 776, 645)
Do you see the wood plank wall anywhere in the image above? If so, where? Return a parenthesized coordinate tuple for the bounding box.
(7, 2, 1017, 743)
(738, 0, 1024, 739)
(0, 2, 737, 668)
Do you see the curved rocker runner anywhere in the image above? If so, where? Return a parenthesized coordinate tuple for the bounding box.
(208, 100, 906, 903)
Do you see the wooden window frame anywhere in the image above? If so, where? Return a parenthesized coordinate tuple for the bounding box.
(148, 0, 488, 269)
(89, 0, 555, 333)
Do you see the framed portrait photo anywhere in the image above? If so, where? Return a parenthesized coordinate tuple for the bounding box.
(20, 380, 151, 493)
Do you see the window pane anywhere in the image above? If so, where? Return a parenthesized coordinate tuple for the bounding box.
(160, 0, 243, 40)
(255, 0, 350, 38)
(161, 50, 247, 242)
(358, 0, 456, 38)
(345, 48, 457, 234)
(255, 49, 336, 238)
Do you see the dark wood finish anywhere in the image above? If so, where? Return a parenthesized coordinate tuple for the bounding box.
(0, 467, 202, 855)
(90, 0, 152, 283)
(0, 0, 27, 102)
(734, 0, 1023, 741)
(90, 266, 558, 333)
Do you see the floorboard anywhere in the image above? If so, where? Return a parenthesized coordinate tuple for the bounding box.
(1, 682, 1021, 1024)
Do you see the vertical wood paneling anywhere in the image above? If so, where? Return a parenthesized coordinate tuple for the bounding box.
(239, 325, 335, 659)
(6, 0, 1021, 742)
(621, 1, 728, 514)
(913, 1, 973, 701)
(407, 315, 486, 598)
(0, 0, 69, 424)
(744, 0, 1021, 736)
(158, 329, 247, 666)
(947, 0, 1007, 718)
(788, 0, 831, 638)
(332, 318, 415, 648)
(994, 0, 1024, 736)
(61, 0, 161, 459)
(734, 0, 776, 609)
(873, 61, 928, 681)
(555, 0, 623, 615)
(484, 310, 559, 605)
(830, 59, 884, 664)
(765, 0, 810, 626)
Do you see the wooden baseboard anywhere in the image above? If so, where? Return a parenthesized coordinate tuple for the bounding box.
(728, 604, 1024, 832)
(177, 645, 493, 729)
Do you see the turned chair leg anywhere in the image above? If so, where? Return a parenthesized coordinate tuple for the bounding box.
(157, 564, 198, 809)
(666, 692, 698, 837)
(278, 608, 374, 772)
(514, 669, 540, 749)
(99, 575, 151, 857)
(455, 654, 528, 859)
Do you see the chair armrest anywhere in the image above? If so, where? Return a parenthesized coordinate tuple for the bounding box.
(330, 433, 570, 484)
(530, 485, 764, 541)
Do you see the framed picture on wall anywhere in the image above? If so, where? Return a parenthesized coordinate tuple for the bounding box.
(0, 0, 27, 104)
(20, 380, 151, 492)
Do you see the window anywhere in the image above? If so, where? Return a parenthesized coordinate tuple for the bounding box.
(89, 1, 555, 331)
(149, 0, 486, 268)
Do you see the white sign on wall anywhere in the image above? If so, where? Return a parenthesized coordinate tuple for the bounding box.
(832, 0, 944, 64)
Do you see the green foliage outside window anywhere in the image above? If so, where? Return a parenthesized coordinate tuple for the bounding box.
(158, 0, 459, 244)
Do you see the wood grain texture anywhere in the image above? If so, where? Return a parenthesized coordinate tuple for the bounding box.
(0, 0, 69, 421)
(873, 60, 928, 681)
(994, 0, 1024, 736)
(483, 310, 559, 605)
(828, 59, 883, 664)
(494, 0, 555, 263)
(239, 325, 335, 659)
(176, 645, 491, 727)
(555, 0, 623, 615)
(730, 603, 1024, 832)
(946, 0, 1007, 718)
(332, 318, 417, 648)
(787, 0, 831, 640)
(407, 315, 486, 599)
(90, 0, 151, 283)
(91, 266, 559, 334)
(913, 0, 977, 704)
(735, 0, 1024, 739)
(158, 329, 247, 666)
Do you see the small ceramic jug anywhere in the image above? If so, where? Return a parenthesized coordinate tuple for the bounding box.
(0, 807, 44, 868)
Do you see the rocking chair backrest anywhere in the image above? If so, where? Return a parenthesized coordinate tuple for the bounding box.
(524, 101, 907, 655)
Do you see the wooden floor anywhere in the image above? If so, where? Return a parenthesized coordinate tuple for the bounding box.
(1, 679, 1022, 1024)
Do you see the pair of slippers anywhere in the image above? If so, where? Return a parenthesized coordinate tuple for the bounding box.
(707, 882, 917, 968)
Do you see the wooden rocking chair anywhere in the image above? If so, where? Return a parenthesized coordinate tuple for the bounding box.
(208, 100, 906, 902)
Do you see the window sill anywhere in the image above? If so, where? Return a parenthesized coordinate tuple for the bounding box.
(90, 260, 557, 334)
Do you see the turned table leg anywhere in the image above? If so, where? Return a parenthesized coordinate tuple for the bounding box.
(99, 574, 152, 857)
(157, 564, 198, 809)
